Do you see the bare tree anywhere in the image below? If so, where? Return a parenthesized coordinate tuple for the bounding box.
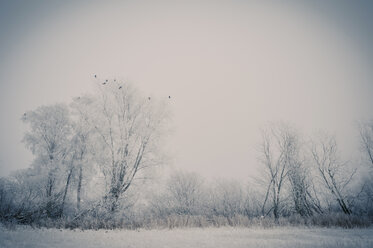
(81, 81, 169, 212)
(258, 123, 321, 219)
(259, 124, 292, 220)
(166, 171, 204, 215)
(74, 131, 89, 211)
(70, 97, 94, 211)
(357, 121, 373, 215)
(22, 104, 72, 217)
(359, 121, 373, 167)
(59, 153, 74, 217)
(285, 134, 320, 217)
(209, 180, 248, 221)
(59, 128, 91, 216)
(310, 133, 355, 215)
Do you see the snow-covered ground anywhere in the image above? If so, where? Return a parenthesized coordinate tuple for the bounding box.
(1, 225, 372, 248)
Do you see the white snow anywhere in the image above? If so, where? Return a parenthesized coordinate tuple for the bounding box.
(1, 225, 372, 248)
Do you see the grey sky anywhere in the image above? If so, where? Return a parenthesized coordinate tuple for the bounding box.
(1, 0, 373, 180)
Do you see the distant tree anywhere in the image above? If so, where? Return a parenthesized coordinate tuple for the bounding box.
(0, 177, 19, 221)
(357, 121, 373, 215)
(310, 133, 355, 215)
(259, 124, 294, 220)
(166, 171, 204, 215)
(209, 180, 248, 221)
(284, 131, 320, 217)
(259, 123, 320, 219)
(9, 167, 46, 221)
(359, 121, 373, 167)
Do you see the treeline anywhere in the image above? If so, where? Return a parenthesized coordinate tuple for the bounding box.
(0, 80, 169, 226)
(1, 80, 373, 229)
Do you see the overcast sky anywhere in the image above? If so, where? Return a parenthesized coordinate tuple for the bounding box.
(1, 0, 373, 180)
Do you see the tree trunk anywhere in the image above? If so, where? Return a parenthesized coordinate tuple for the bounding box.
(46, 172, 54, 218)
(273, 204, 279, 220)
(77, 166, 83, 211)
(60, 168, 73, 217)
(337, 198, 352, 215)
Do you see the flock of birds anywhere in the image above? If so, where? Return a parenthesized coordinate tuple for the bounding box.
(22, 75, 171, 117)
(94, 74, 171, 100)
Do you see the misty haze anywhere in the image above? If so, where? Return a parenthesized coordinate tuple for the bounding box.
(1, 1, 373, 247)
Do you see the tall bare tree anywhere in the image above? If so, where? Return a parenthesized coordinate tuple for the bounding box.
(81, 81, 169, 212)
(259, 124, 293, 220)
(22, 104, 72, 217)
(70, 97, 95, 211)
(310, 134, 355, 215)
(259, 124, 320, 219)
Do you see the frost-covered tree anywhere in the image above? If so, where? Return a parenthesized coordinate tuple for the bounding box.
(359, 121, 373, 167)
(22, 104, 72, 217)
(77, 81, 169, 212)
(259, 123, 319, 219)
(355, 121, 373, 215)
(259, 124, 293, 220)
(70, 97, 95, 211)
(310, 133, 355, 215)
(209, 180, 248, 220)
(283, 131, 320, 217)
(166, 171, 204, 215)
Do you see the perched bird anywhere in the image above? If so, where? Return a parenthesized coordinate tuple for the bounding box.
(23, 113, 26, 116)
(114, 79, 116, 82)
(168, 96, 171, 99)
(102, 82, 106, 85)
(105, 79, 108, 82)
(119, 86, 122, 89)
(94, 74, 97, 78)
(148, 97, 151, 100)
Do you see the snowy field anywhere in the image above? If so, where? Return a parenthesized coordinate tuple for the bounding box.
(1, 226, 373, 248)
